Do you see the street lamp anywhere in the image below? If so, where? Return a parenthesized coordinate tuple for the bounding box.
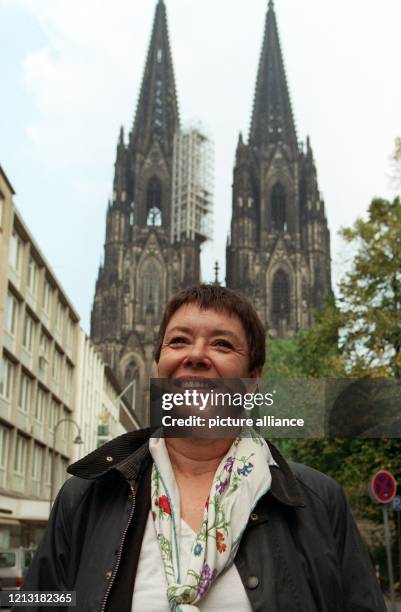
(49, 418, 83, 509)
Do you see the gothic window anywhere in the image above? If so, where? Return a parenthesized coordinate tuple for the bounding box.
(142, 261, 160, 319)
(272, 270, 290, 323)
(271, 183, 287, 232)
(146, 177, 162, 226)
(302, 278, 309, 309)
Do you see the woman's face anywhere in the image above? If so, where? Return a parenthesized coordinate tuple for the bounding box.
(157, 303, 261, 379)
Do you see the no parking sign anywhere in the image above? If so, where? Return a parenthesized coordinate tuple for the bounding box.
(370, 470, 397, 504)
(369, 470, 398, 611)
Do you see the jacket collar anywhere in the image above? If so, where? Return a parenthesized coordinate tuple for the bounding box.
(67, 428, 305, 508)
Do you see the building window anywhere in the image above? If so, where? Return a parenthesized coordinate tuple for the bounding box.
(39, 332, 50, 375)
(146, 177, 162, 226)
(272, 270, 290, 323)
(4, 292, 19, 336)
(64, 363, 73, 403)
(271, 183, 287, 232)
(66, 317, 73, 350)
(22, 312, 35, 353)
(42, 280, 52, 316)
(44, 448, 51, 487)
(0, 356, 14, 401)
(27, 256, 39, 296)
(52, 350, 62, 385)
(49, 399, 60, 432)
(60, 409, 69, 442)
(0, 425, 9, 469)
(55, 300, 64, 333)
(9, 232, 23, 273)
(142, 261, 160, 319)
(31, 444, 43, 482)
(35, 388, 47, 423)
(13, 435, 28, 475)
(18, 373, 32, 414)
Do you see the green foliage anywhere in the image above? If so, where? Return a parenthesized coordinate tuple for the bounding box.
(264, 294, 346, 378)
(264, 197, 401, 528)
(264, 336, 304, 378)
(339, 197, 401, 377)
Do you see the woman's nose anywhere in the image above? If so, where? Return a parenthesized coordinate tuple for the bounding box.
(182, 340, 210, 369)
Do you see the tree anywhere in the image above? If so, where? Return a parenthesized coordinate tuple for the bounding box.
(263, 195, 401, 582)
(264, 294, 345, 378)
(339, 197, 401, 377)
(263, 198, 401, 512)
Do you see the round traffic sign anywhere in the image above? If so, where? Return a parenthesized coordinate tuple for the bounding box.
(370, 470, 397, 504)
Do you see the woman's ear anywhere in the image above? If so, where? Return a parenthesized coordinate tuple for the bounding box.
(249, 366, 262, 380)
(245, 367, 262, 394)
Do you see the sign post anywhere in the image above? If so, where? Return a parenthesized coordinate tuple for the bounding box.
(393, 493, 401, 587)
(370, 470, 397, 612)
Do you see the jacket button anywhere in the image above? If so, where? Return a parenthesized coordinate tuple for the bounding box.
(106, 456, 113, 462)
(250, 512, 259, 522)
(105, 571, 112, 579)
(245, 575, 259, 589)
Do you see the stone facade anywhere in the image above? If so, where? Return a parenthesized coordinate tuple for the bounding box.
(91, 0, 333, 424)
(226, 0, 331, 337)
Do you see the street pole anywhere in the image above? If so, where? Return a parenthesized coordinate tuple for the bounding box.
(398, 511, 401, 583)
(383, 504, 396, 612)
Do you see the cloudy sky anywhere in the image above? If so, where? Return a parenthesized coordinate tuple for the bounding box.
(1, 0, 401, 333)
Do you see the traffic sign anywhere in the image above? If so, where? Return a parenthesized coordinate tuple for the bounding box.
(393, 495, 401, 512)
(370, 470, 397, 504)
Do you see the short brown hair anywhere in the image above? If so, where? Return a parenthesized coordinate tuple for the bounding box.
(154, 284, 266, 372)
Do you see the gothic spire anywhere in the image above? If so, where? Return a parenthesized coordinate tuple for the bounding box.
(131, 0, 179, 154)
(249, 0, 297, 149)
(113, 125, 128, 204)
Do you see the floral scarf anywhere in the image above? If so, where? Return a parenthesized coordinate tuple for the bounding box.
(149, 432, 275, 611)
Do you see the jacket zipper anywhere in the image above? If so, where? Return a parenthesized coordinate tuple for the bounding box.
(100, 481, 136, 612)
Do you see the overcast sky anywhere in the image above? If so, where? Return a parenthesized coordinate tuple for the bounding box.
(1, 0, 401, 333)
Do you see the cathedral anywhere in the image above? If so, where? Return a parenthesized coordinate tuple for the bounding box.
(226, 0, 331, 337)
(91, 0, 331, 424)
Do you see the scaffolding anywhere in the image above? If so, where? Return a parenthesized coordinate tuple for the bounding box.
(171, 127, 214, 243)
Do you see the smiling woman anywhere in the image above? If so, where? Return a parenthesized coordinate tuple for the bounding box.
(154, 284, 266, 376)
(20, 284, 385, 612)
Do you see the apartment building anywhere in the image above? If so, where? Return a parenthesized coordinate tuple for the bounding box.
(0, 166, 81, 547)
(0, 166, 139, 548)
(72, 330, 140, 464)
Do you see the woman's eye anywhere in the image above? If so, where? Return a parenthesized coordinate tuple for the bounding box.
(169, 336, 188, 346)
(214, 339, 233, 350)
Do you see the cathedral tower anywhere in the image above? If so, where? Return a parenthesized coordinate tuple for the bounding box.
(91, 0, 203, 424)
(226, 0, 332, 337)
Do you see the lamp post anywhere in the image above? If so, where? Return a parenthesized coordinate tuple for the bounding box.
(49, 418, 83, 509)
